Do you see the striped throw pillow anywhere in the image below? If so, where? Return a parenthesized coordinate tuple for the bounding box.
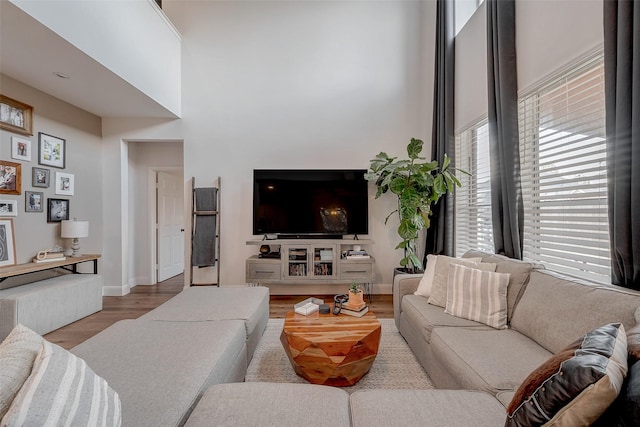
(2, 340, 121, 427)
(445, 264, 510, 329)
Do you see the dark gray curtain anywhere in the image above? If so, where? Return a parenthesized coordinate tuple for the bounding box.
(425, 0, 455, 261)
(604, 0, 640, 289)
(486, 0, 523, 259)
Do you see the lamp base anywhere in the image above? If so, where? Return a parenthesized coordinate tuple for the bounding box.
(70, 238, 81, 258)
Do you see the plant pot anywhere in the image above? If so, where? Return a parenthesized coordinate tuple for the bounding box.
(348, 290, 365, 308)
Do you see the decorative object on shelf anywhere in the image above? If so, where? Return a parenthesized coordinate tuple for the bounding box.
(0, 95, 33, 136)
(0, 199, 18, 217)
(61, 218, 89, 258)
(365, 138, 465, 273)
(11, 136, 31, 162)
(259, 244, 270, 254)
(0, 218, 16, 267)
(0, 160, 21, 195)
(54, 172, 74, 196)
(33, 248, 66, 263)
(25, 191, 43, 212)
(38, 132, 65, 169)
(294, 297, 324, 316)
(47, 198, 69, 222)
(347, 281, 365, 310)
(32, 167, 50, 188)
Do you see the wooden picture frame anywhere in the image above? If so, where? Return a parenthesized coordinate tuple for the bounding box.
(55, 172, 74, 196)
(47, 198, 69, 222)
(0, 199, 18, 217)
(25, 191, 44, 213)
(0, 218, 17, 267)
(0, 160, 22, 195)
(38, 132, 66, 169)
(11, 136, 31, 162)
(0, 95, 33, 136)
(32, 167, 50, 188)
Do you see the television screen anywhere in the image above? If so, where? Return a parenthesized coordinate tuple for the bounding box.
(253, 169, 369, 237)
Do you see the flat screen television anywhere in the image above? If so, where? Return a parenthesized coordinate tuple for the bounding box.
(253, 169, 369, 238)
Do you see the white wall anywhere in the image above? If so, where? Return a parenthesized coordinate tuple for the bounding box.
(158, 0, 436, 290)
(455, 0, 603, 132)
(0, 75, 103, 286)
(10, 0, 182, 116)
(128, 141, 183, 287)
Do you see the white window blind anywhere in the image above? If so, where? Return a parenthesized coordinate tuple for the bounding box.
(455, 118, 494, 257)
(518, 51, 610, 283)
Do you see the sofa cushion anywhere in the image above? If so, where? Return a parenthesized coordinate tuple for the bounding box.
(415, 255, 481, 298)
(428, 256, 496, 308)
(430, 327, 552, 394)
(445, 264, 510, 329)
(506, 323, 628, 427)
(511, 270, 640, 353)
(185, 382, 350, 427)
(350, 389, 507, 427)
(628, 323, 640, 364)
(463, 249, 540, 323)
(72, 319, 247, 427)
(402, 295, 487, 344)
(2, 340, 121, 427)
(0, 324, 43, 419)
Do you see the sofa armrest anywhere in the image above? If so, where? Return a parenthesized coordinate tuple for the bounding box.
(393, 273, 423, 329)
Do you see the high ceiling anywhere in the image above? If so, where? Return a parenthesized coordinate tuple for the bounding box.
(0, 2, 178, 119)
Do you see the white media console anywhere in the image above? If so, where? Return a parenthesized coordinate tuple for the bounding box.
(245, 239, 374, 288)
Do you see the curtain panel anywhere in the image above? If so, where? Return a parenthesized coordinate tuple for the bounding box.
(604, 0, 640, 289)
(486, 0, 524, 260)
(425, 0, 455, 261)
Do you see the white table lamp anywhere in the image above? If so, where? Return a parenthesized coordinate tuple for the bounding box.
(61, 219, 89, 258)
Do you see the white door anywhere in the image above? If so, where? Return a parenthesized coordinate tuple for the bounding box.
(157, 171, 184, 281)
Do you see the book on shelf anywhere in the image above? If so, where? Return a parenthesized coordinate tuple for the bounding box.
(346, 254, 370, 259)
(340, 305, 369, 317)
(33, 257, 66, 263)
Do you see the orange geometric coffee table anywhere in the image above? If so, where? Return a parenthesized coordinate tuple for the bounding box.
(280, 310, 381, 387)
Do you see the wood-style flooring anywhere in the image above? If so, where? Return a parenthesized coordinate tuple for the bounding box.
(44, 274, 393, 350)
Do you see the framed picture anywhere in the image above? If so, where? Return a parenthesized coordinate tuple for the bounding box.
(11, 136, 31, 162)
(55, 172, 74, 196)
(32, 167, 50, 188)
(0, 95, 33, 136)
(0, 160, 21, 195)
(25, 191, 43, 213)
(0, 200, 18, 217)
(47, 198, 69, 222)
(0, 218, 16, 267)
(38, 132, 66, 169)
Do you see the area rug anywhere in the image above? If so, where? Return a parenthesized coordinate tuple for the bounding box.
(245, 318, 434, 393)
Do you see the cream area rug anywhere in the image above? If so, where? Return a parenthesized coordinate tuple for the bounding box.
(245, 318, 434, 393)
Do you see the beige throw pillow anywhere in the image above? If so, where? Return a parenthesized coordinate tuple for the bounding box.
(427, 256, 496, 308)
(0, 324, 43, 419)
(415, 255, 482, 299)
(445, 264, 510, 329)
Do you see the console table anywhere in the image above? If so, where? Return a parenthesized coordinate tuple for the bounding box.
(0, 254, 101, 282)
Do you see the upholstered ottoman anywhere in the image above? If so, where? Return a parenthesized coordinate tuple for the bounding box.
(349, 389, 507, 426)
(0, 274, 103, 341)
(185, 382, 351, 427)
(140, 286, 269, 359)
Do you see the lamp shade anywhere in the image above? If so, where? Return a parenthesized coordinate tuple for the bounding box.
(61, 220, 89, 238)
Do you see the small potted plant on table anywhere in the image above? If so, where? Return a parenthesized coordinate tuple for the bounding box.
(347, 281, 365, 309)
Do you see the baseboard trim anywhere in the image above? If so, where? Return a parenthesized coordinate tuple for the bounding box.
(103, 285, 131, 296)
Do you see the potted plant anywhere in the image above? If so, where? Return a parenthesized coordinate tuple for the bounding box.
(348, 280, 365, 308)
(365, 138, 464, 273)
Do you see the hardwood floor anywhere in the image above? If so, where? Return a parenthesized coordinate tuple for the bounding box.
(44, 274, 394, 350)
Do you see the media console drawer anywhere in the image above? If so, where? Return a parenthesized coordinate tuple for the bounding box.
(246, 258, 282, 281)
(338, 260, 374, 281)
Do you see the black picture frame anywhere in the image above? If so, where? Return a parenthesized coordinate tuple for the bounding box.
(38, 132, 66, 169)
(47, 198, 69, 222)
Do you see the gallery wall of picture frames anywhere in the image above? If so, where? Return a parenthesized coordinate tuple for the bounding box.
(2, 93, 79, 237)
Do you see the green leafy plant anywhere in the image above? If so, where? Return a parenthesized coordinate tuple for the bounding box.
(364, 138, 464, 273)
(349, 280, 361, 294)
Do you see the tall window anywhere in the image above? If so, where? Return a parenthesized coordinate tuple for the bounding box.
(518, 51, 610, 283)
(455, 118, 494, 256)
